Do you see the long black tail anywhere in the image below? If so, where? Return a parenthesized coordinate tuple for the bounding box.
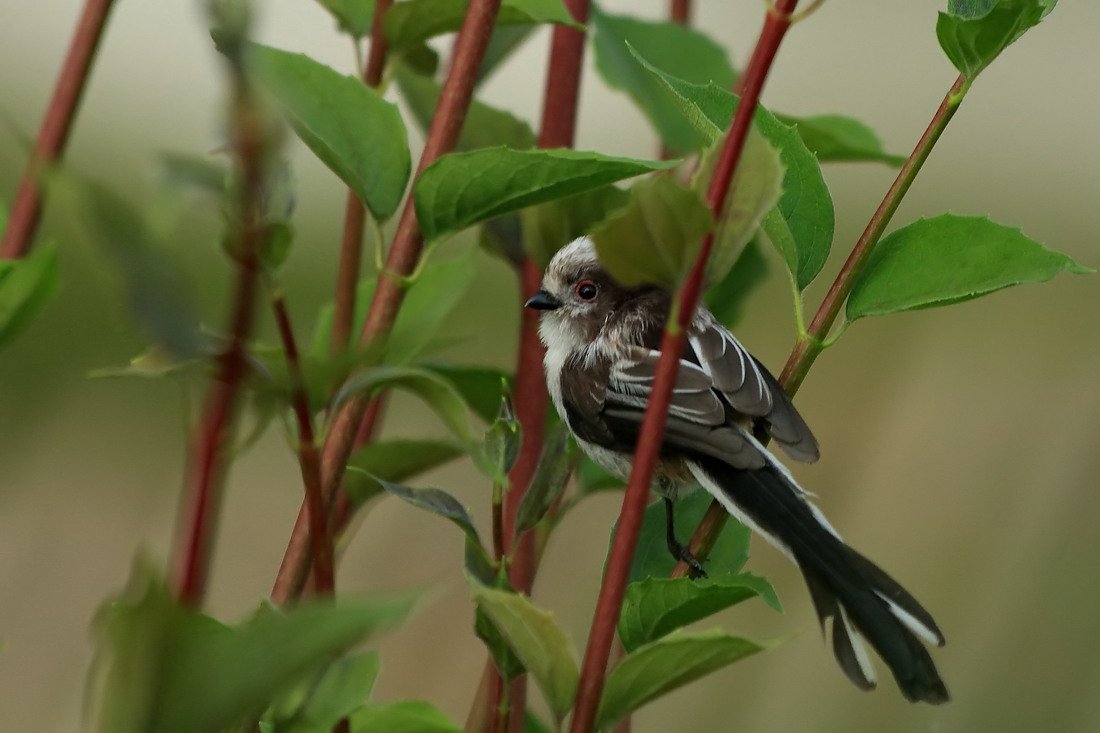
(689, 454, 949, 704)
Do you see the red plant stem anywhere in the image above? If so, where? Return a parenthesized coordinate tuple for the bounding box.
(568, 3, 799, 730)
(271, 0, 504, 606)
(172, 79, 267, 609)
(0, 0, 117, 260)
(670, 0, 691, 25)
(330, 0, 393, 355)
(272, 294, 335, 595)
(674, 73, 969, 576)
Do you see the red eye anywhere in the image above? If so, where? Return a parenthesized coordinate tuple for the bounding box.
(575, 280, 599, 302)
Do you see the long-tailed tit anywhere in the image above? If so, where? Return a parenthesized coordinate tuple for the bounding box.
(525, 237, 948, 704)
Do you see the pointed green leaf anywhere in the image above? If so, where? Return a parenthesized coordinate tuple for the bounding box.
(386, 250, 477, 365)
(704, 237, 768, 327)
(620, 492, 751, 584)
(268, 651, 381, 733)
(315, 0, 376, 38)
(415, 147, 676, 243)
(394, 62, 536, 151)
(595, 630, 764, 729)
(937, 0, 1050, 81)
(380, 477, 482, 544)
(618, 574, 780, 653)
(473, 571, 526, 681)
(590, 7, 736, 155)
(515, 422, 572, 532)
(247, 44, 410, 221)
(521, 184, 629, 269)
(633, 53, 834, 289)
(55, 175, 203, 358)
(774, 113, 905, 166)
(590, 174, 714, 289)
(345, 439, 466, 507)
(385, 0, 582, 49)
(335, 366, 476, 444)
(348, 700, 462, 732)
(0, 240, 60, 350)
(469, 581, 579, 721)
(479, 393, 522, 484)
(420, 362, 512, 423)
(89, 560, 413, 733)
(846, 214, 1092, 321)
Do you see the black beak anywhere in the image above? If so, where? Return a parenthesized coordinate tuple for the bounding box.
(525, 289, 562, 311)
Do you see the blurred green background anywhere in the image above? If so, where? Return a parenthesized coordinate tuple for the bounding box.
(2, 1, 1098, 731)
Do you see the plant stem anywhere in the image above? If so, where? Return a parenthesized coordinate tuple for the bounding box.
(330, 0, 393, 356)
(670, 0, 691, 25)
(0, 0, 117, 259)
(271, 0, 504, 605)
(172, 72, 267, 609)
(674, 73, 968, 576)
(272, 292, 335, 595)
(568, 3, 800, 730)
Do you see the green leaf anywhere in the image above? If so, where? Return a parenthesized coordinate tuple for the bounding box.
(691, 129, 784, 285)
(618, 574, 780, 653)
(335, 366, 476, 444)
(478, 24, 537, 84)
(0, 241, 60, 350)
(634, 54, 834, 289)
(595, 630, 764, 729)
(473, 571, 526, 681)
(515, 423, 572, 532)
(469, 580, 579, 721)
(348, 700, 462, 732)
(386, 250, 477, 365)
(247, 44, 410, 221)
(846, 214, 1092, 321)
(420, 362, 512, 423)
(774, 113, 905, 166)
(268, 651, 381, 733)
(344, 439, 466, 506)
(414, 147, 677, 243)
(521, 184, 630, 269)
(316, 0, 376, 38)
(309, 278, 378, 359)
(479, 393, 522, 484)
(590, 7, 736, 155)
(159, 151, 227, 193)
(575, 455, 622, 494)
(937, 0, 1049, 81)
(384, 0, 582, 50)
(590, 174, 713, 289)
(89, 560, 413, 733)
(394, 62, 536, 152)
(704, 237, 768, 327)
(55, 174, 203, 358)
(621, 492, 752, 584)
(523, 710, 552, 733)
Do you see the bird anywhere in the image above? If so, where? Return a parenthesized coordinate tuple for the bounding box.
(524, 236, 948, 704)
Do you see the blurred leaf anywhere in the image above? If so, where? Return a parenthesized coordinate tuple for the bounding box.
(937, 0, 1049, 80)
(414, 147, 677, 243)
(478, 24, 537, 84)
(704, 237, 768, 327)
(420, 362, 512, 423)
(846, 214, 1091, 321)
(590, 7, 736, 155)
(575, 455, 621, 494)
(690, 128, 783, 286)
(57, 174, 203, 358)
(635, 55, 834, 289)
(267, 651, 380, 733)
(386, 251, 477, 365)
(159, 151, 227, 193)
(385, 0, 582, 50)
(88, 347, 207, 381)
(774, 113, 905, 166)
(334, 366, 476, 444)
(316, 0, 376, 38)
(515, 423, 572, 532)
(594, 630, 764, 729)
(620, 492, 751, 584)
(259, 220, 294, 272)
(469, 580, 579, 721)
(348, 700, 462, 732)
(521, 184, 629, 269)
(523, 710, 552, 733)
(590, 174, 713, 289)
(0, 241, 60, 350)
(89, 559, 413, 733)
(618, 574, 780, 653)
(309, 279, 378, 358)
(246, 43, 410, 221)
(394, 62, 536, 151)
